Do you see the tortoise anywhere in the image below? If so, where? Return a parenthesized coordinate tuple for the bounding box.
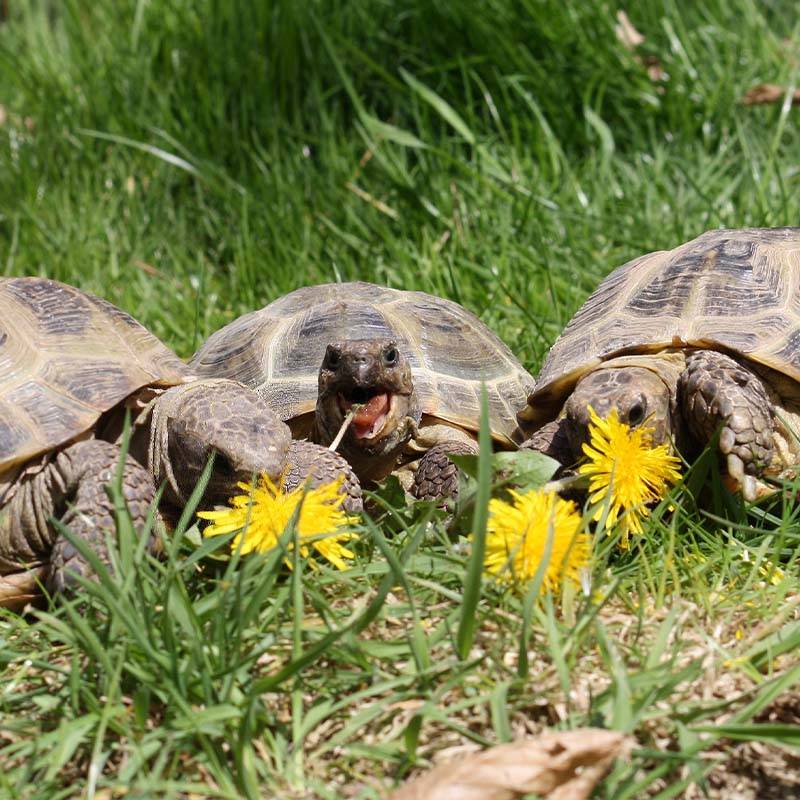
(0, 277, 358, 608)
(189, 281, 536, 500)
(518, 227, 800, 499)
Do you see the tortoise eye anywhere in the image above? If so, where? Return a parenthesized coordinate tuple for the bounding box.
(383, 346, 399, 366)
(627, 400, 646, 427)
(325, 346, 341, 368)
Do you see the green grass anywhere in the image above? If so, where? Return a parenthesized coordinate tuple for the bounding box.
(2, 1, 800, 797)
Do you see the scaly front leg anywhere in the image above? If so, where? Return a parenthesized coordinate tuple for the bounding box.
(519, 417, 574, 467)
(410, 439, 479, 504)
(0, 440, 156, 599)
(678, 350, 775, 499)
(283, 440, 363, 512)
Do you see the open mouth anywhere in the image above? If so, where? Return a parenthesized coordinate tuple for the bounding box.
(337, 387, 394, 440)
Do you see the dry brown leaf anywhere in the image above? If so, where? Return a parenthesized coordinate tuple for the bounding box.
(742, 83, 800, 106)
(615, 11, 645, 50)
(614, 11, 666, 85)
(0, 567, 47, 611)
(387, 728, 631, 800)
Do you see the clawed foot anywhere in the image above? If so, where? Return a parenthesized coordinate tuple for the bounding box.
(725, 453, 760, 501)
(679, 350, 775, 501)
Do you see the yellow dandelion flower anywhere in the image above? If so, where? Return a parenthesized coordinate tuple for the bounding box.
(483, 488, 591, 592)
(578, 406, 682, 547)
(198, 474, 358, 570)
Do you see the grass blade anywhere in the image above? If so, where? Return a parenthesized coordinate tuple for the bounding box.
(457, 384, 492, 660)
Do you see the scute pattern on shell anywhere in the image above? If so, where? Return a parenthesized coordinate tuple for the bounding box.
(190, 282, 535, 442)
(0, 278, 190, 471)
(522, 227, 800, 425)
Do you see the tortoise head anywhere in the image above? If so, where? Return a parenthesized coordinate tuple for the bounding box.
(316, 339, 419, 466)
(150, 379, 291, 506)
(564, 366, 674, 456)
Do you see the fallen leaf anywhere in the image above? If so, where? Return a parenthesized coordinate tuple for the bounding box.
(613, 11, 666, 85)
(0, 567, 47, 611)
(615, 11, 645, 50)
(742, 83, 800, 106)
(387, 728, 631, 800)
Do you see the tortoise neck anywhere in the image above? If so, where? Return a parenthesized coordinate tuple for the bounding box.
(126, 387, 182, 506)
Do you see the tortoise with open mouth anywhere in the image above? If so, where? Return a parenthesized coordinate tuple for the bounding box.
(190, 282, 535, 500)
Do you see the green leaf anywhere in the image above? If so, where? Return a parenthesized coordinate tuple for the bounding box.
(372, 473, 409, 509)
(489, 682, 513, 742)
(31, 694, 61, 712)
(453, 450, 559, 488)
(584, 107, 615, 158)
(740, 620, 800, 671)
(493, 450, 560, 488)
(362, 114, 427, 149)
(450, 454, 480, 479)
(77, 128, 200, 175)
(171, 703, 242, 735)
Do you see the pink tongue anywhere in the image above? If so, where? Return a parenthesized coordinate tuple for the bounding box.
(352, 393, 389, 438)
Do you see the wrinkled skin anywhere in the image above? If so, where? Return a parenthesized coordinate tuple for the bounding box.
(314, 339, 421, 483)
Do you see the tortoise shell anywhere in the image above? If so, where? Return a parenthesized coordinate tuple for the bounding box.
(190, 282, 535, 444)
(0, 277, 190, 473)
(520, 227, 800, 426)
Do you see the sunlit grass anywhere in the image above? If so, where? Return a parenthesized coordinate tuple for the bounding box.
(1, 1, 800, 797)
